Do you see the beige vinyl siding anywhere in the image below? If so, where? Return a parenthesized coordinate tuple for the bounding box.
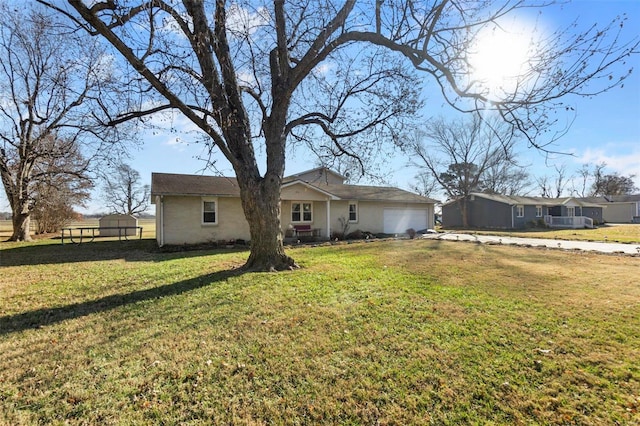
(153, 181, 436, 245)
(603, 202, 637, 223)
(281, 183, 331, 201)
(161, 195, 250, 245)
(328, 201, 433, 235)
(281, 200, 329, 234)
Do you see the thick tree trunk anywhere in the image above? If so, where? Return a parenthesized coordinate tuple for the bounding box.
(9, 211, 33, 242)
(237, 170, 297, 272)
(459, 198, 469, 228)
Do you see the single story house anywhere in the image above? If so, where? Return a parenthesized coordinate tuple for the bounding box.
(442, 192, 604, 229)
(151, 167, 438, 246)
(578, 194, 640, 223)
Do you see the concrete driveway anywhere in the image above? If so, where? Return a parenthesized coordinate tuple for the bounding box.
(423, 232, 640, 255)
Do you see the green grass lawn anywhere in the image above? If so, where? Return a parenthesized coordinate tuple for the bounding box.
(1, 238, 639, 424)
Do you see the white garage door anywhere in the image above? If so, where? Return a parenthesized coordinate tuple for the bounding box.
(383, 208, 428, 234)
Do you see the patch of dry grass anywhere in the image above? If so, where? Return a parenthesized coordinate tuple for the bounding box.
(1, 239, 638, 424)
(465, 224, 640, 244)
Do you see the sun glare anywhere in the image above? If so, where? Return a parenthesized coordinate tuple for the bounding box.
(469, 23, 536, 99)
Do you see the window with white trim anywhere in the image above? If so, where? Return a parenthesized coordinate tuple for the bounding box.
(348, 202, 358, 222)
(202, 198, 217, 224)
(516, 205, 524, 217)
(291, 202, 312, 222)
(535, 205, 543, 217)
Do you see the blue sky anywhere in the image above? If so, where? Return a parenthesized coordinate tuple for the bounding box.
(2, 0, 639, 214)
(128, 0, 640, 211)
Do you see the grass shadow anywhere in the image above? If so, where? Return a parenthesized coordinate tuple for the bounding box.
(0, 239, 249, 267)
(0, 268, 243, 335)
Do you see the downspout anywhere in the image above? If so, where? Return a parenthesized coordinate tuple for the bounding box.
(511, 205, 515, 229)
(326, 199, 331, 239)
(159, 195, 165, 247)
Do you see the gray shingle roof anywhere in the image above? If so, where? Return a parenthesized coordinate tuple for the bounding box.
(443, 192, 603, 207)
(310, 183, 437, 203)
(605, 194, 640, 202)
(574, 195, 640, 204)
(151, 173, 240, 197)
(151, 172, 437, 203)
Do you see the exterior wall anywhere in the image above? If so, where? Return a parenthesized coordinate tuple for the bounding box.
(444, 197, 513, 228)
(281, 200, 329, 236)
(582, 206, 604, 224)
(472, 198, 513, 228)
(155, 198, 162, 245)
(157, 192, 434, 245)
(443, 196, 606, 229)
(559, 204, 578, 217)
(281, 183, 331, 237)
(442, 201, 464, 228)
(602, 202, 637, 223)
(281, 183, 331, 201)
(330, 200, 385, 235)
(514, 205, 549, 228)
(331, 201, 433, 234)
(281, 199, 434, 236)
(158, 195, 250, 245)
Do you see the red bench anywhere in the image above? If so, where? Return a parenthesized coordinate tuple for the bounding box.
(293, 224, 319, 237)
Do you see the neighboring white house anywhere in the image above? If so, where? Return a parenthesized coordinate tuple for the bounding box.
(579, 195, 640, 223)
(151, 167, 438, 246)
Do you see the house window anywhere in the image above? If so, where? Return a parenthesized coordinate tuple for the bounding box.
(202, 198, 217, 224)
(348, 202, 358, 222)
(516, 205, 524, 217)
(292, 202, 312, 222)
(536, 205, 543, 217)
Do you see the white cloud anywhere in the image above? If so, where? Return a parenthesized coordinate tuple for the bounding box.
(313, 62, 333, 76)
(226, 4, 270, 35)
(236, 70, 258, 86)
(575, 145, 640, 189)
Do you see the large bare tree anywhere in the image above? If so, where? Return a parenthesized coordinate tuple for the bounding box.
(101, 163, 150, 215)
(40, 0, 638, 270)
(410, 115, 521, 226)
(590, 164, 638, 196)
(31, 141, 93, 234)
(0, 4, 127, 241)
(535, 164, 569, 197)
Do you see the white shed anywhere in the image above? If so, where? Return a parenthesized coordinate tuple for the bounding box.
(99, 214, 138, 236)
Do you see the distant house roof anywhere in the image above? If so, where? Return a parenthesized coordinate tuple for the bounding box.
(443, 192, 603, 207)
(576, 196, 608, 204)
(576, 195, 640, 204)
(151, 172, 437, 204)
(604, 194, 640, 203)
